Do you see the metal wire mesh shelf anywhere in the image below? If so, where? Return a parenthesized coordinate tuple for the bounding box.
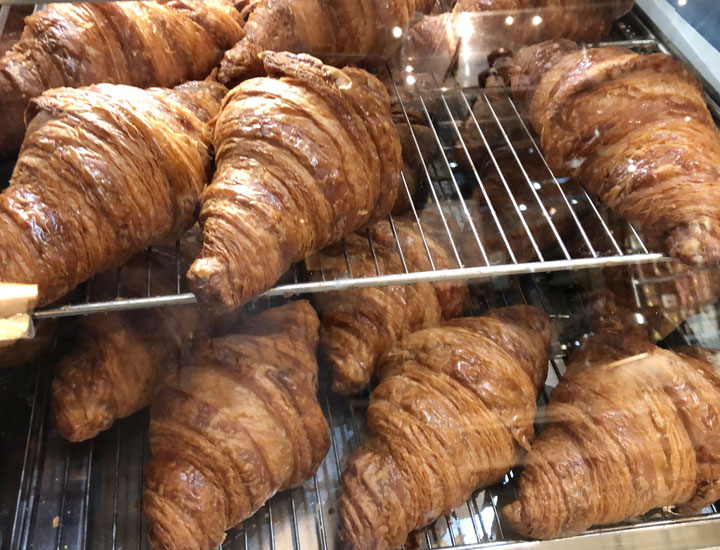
(5, 272, 720, 550)
(19, 7, 718, 319)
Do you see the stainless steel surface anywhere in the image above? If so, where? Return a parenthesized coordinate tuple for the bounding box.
(26, 7, 709, 319)
(5, 274, 720, 550)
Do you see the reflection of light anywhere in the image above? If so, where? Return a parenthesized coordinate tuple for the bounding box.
(458, 14, 475, 39)
(449, 162, 458, 168)
(549, 207, 557, 216)
(441, 87, 448, 92)
(628, 163, 637, 173)
(678, 0, 687, 6)
(685, 116, 692, 122)
(519, 204, 527, 211)
(533, 182, 541, 190)
(405, 65, 413, 73)
(406, 75, 416, 85)
(505, 16, 514, 25)
(635, 313, 646, 325)
(571, 199, 579, 205)
(392, 26, 403, 38)
(532, 15, 543, 25)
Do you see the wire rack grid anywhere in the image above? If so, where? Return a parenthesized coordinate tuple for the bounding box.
(16, 6, 713, 319)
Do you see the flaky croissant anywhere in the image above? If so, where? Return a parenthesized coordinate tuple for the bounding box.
(0, 0, 243, 154)
(504, 333, 720, 539)
(51, 237, 206, 442)
(144, 301, 329, 550)
(188, 52, 402, 310)
(339, 305, 551, 550)
(0, 79, 226, 307)
(312, 216, 468, 395)
(510, 41, 720, 267)
(217, 0, 435, 84)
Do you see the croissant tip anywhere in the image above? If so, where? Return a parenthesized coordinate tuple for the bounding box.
(187, 257, 239, 311)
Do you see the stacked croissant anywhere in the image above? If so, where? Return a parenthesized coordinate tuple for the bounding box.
(3, 1, 720, 549)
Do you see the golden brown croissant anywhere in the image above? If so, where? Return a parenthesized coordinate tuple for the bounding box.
(0, 79, 226, 307)
(589, 262, 720, 341)
(0, 0, 243, 155)
(217, 0, 435, 85)
(339, 305, 551, 550)
(188, 52, 402, 310)
(51, 238, 206, 442)
(504, 333, 720, 539)
(510, 41, 720, 267)
(312, 216, 468, 395)
(402, 0, 633, 74)
(144, 300, 330, 550)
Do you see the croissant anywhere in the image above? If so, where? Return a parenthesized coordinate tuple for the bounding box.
(0, 0, 243, 155)
(339, 305, 551, 550)
(312, 216, 468, 394)
(0, 79, 226, 307)
(504, 333, 720, 539)
(188, 52, 402, 310)
(144, 300, 330, 550)
(51, 236, 207, 442)
(402, 0, 633, 74)
(217, 0, 435, 85)
(510, 41, 720, 267)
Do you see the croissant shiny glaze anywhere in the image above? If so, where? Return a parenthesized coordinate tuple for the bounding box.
(217, 0, 435, 84)
(313, 216, 468, 395)
(144, 301, 329, 550)
(504, 333, 720, 539)
(0, 0, 243, 154)
(0, 80, 226, 307)
(339, 305, 551, 550)
(188, 52, 402, 310)
(511, 41, 720, 267)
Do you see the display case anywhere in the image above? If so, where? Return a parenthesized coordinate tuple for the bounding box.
(1, 1, 720, 550)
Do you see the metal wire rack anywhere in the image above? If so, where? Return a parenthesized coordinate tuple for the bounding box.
(18, 5, 716, 319)
(4, 272, 720, 550)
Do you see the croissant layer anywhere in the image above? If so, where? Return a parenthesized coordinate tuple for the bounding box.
(313, 216, 468, 395)
(504, 334, 720, 539)
(511, 41, 720, 267)
(0, 0, 243, 154)
(0, 80, 225, 307)
(144, 301, 330, 550)
(339, 305, 551, 550)
(188, 52, 402, 310)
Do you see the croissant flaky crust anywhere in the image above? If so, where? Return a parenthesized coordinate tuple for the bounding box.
(0, 80, 226, 307)
(504, 333, 720, 539)
(0, 0, 243, 154)
(144, 300, 329, 550)
(217, 0, 435, 84)
(339, 305, 551, 550)
(511, 41, 720, 267)
(313, 216, 468, 395)
(188, 52, 402, 310)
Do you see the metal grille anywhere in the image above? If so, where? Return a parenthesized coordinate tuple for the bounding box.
(5, 273, 720, 550)
(23, 7, 720, 319)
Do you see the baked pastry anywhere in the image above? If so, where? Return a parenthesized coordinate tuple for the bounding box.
(312, 216, 468, 394)
(188, 52, 402, 310)
(504, 333, 720, 539)
(0, 79, 226, 307)
(339, 305, 551, 549)
(0, 0, 243, 154)
(510, 41, 720, 266)
(50, 238, 206, 442)
(217, 0, 435, 84)
(144, 301, 329, 550)
(402, 0, 633, 74)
